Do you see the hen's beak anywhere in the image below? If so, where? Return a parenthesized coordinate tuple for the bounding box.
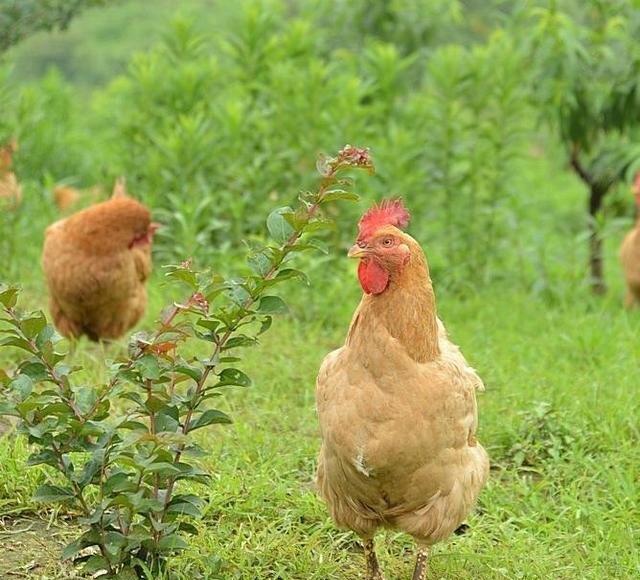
(348, 244, 368, 259)
(149, 222, 160, 235)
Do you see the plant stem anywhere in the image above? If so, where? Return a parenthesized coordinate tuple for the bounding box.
(158, 163, 345, 523)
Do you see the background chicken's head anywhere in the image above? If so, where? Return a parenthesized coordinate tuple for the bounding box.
(348, 198, 416, 295)
(65, 196, 157, 254)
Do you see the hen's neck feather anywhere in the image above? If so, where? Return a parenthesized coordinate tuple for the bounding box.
(347, 239, 440, 363)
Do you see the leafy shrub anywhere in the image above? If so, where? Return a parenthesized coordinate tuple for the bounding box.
(404, 32, 532, 291)
(2, 0, 539, 293)
(0, 146, 373, 578)
(13, 69, 98, 184)
(498, 402, 583, 471)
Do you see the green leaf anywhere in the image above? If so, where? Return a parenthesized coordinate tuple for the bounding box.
(257, 295, 288, 314)
(36, 324, 58, 351)
(83, 555, 110, 574)
(157, 534, 189, 552)
(164, 265, 198, 289)
(156, 405, 180, 432)
(303, 218, 335, 234)
(258, 315, 272, 335)
(301, 238, 329, 254)
(217, 368, 252, 387)
(223, 335, 257, 350)
(0, 336, 34, 352)
(120, 420, 148, 430)
(10, 374, 33, 400)
(267, 207, 295, 243)
(136, 354, 161, 380)
(321, 189, 360, 202)
(19, 361, 49, 381)
(0, 286, 19, 308)
(34, 484, 75, 503)
(104, 530, 127, 557)
(75, 386, 97, 415)
(177, 522, 199, 535)
(196, 318, 220, 333)
(74, 455, 103, 487)
(26, 449, 59, 467)
(62, 530, 100, 561)
(166, 502, 202, 517)
(146, 462, 181, 475)
(104, 472, 137, 494)
(173, 362, 203, 383)
(145, 394, 168, 413)
(188, 409, 232, 431)
(274, 268, 309, 284)
(22, 311, 47, 338)
(247, 250, 271, 276)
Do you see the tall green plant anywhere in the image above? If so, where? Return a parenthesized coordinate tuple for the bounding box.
(415, 32, 531, 291)
(522, 0, 640, 293)
(0, 146, 374, 578)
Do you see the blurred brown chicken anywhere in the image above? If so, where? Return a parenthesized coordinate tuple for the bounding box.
(53, 184, 104, 213)
(316, 199, 489, 580)
(42, 178, 157, 340)
(0, 138, 22, 209)
(619, 172, 640, 308)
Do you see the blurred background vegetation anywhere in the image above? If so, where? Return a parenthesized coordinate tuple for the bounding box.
(2, 0, 640, 297)
(2, 3, 640, 578)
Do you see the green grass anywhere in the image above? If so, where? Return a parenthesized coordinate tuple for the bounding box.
(1, 252, 639, 578)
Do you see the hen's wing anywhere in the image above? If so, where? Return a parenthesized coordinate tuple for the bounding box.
(42, 223, 147, 339)
(316, 325, 488, 543)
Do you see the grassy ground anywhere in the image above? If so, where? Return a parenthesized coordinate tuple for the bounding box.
(1, 152, 639, 578)
(1, 274, 639, 578)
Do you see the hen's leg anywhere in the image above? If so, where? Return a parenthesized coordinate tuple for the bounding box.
(411, 543, 430, 580)
(362, 537, 384, 580)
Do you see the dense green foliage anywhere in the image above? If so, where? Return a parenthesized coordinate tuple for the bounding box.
(0, 0, 639, 578)
(522, 0, 640, 292)
(0, 0, 111, 53)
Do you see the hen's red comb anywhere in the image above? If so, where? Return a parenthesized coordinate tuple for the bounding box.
(358, 198, 410, 239)
(634, 172, 640, 187)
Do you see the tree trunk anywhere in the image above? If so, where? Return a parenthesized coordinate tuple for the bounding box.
(570, 147, 609, 295)
(587, 185, 607, 295)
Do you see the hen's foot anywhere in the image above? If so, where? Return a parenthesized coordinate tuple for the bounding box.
(411, 545, 430, 580)
(363, 538, 385, 580)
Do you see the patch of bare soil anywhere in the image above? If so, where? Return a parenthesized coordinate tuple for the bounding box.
(0, 416, 17, 437)
(0, 516, 79, 579)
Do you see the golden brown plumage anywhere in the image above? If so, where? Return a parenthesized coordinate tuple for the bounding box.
(316, 200, 488, 579)
(0, 138, 22, 210)
(620, 175, 640, 308)
(53, 184, 105, 213)
(42, 180, 156, 341)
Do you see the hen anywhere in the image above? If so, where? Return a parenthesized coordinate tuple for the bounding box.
(0, 138, 22, 209)
(42, 179, 157, 340)
(316, 199, 489, 580)
(53, 183, 104, 213)
(619, 173, 640, 308)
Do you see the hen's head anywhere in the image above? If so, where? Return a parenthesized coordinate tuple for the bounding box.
(65, 194, 157, 253)
(348, 198, 414, 295)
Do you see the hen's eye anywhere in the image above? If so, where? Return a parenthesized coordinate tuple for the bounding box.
(382, 238, 393, 247)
